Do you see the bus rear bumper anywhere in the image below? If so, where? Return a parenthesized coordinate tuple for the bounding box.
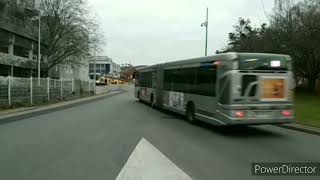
(223, 117, 295, 126)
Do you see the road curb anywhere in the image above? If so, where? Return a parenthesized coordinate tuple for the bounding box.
(0, 89, 126, 125)
(276, 123, 320, 136)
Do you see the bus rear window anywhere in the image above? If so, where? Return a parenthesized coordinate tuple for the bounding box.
(238, 55, 291, 71)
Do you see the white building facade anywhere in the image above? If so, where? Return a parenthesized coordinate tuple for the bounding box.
(89, 56, 121, 78)
(49, 57, 90, 81)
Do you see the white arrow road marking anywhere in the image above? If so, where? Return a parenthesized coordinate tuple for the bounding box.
(115, 138, 193, 180)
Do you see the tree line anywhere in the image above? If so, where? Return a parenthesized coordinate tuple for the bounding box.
(218, 0, 320, 93)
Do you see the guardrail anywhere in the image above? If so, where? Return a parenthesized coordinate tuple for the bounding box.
(0, 76, 95, 108)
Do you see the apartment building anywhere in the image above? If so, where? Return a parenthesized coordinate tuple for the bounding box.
(89, 56, 121, 78)
(0, 0, 48, 77)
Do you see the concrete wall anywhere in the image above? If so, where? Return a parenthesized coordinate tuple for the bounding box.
(49, 57, 90, 81)
(73, 57, 90, 81)
(0, 52, 47, 69)
(0, 52, 48, 77)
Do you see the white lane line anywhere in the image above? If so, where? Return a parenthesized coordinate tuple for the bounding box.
(115, 138, 193, 180)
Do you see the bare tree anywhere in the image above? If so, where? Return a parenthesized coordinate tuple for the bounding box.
(40, 0, 103, 71)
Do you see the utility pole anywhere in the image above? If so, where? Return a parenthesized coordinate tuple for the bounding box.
(38, 3, 41, 86)
(93, 56, 96, 94)
(201, 7, 209, 56)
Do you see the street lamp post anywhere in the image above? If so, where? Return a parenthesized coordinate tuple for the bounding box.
(93, 56, 96, 94)
(201, 7, 209, 56)
(38, 3, 41, 86)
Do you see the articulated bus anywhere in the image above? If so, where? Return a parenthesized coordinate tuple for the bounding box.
(135, 53, 295, 126)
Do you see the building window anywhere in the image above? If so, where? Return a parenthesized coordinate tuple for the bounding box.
(105, 64, 110, 74)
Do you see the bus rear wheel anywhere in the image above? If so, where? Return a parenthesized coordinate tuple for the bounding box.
(186, 103, 197, 124)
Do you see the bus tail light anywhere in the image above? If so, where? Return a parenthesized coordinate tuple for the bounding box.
(235, 111, 245, 118)
(281, 110, 291, 117)
(214, 61, 221, 66)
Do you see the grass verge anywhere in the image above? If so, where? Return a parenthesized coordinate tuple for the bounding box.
(294, 92, 320, 127)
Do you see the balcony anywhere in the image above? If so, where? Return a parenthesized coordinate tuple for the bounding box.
(0, 14, 39, 41)
(0, 52, 48, 70)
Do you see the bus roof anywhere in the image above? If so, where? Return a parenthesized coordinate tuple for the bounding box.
(238, 53, 291, 61)
(137, 52, 291, 72)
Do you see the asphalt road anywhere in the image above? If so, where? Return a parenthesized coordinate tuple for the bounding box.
(0, 85, 319, 180)
(95, 84, 122, 94)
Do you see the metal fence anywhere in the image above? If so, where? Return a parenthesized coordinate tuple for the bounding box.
(0, 76, 95, 108)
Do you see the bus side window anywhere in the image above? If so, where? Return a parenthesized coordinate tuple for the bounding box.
(152, 71, 157, 88)
(135, 74, 139, 86)
(172, 69, 181, 91)
(181, 68, 197, 93)
(219, 76, 231, 104)
(197, 67, 217, 97)
(164, 70, 173, 91)
(164, 68, 197, 93)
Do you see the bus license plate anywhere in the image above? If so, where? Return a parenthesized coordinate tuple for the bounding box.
(249, 111, 275, 118)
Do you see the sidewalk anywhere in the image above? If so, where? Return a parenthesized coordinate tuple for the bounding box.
(0, 87, 125, 124)
(95, 84, 118, 95)
(277, 123, 320, 136)
(0, 107, 36, 116)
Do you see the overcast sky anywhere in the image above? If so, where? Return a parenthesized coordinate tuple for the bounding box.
(88, 0, 275, 66)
